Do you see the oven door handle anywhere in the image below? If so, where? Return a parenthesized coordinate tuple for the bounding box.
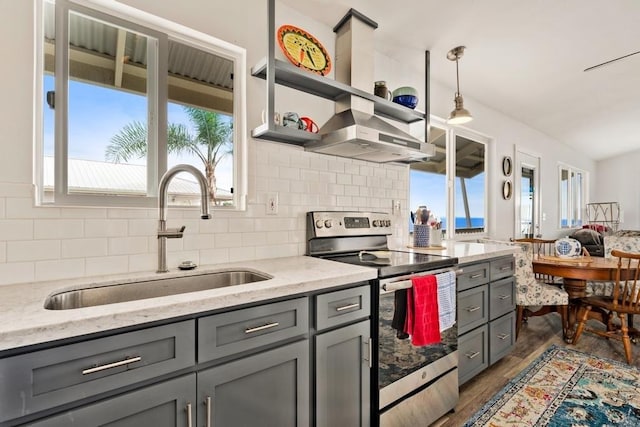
(381, 268, 463, 292)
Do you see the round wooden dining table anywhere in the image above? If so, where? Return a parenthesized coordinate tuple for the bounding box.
(532, 255, 635, 341)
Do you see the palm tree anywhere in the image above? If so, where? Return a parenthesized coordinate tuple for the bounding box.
(105, 106, 232, 204)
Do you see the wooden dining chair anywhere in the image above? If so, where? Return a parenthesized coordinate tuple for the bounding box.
(572, 249, 640, 364)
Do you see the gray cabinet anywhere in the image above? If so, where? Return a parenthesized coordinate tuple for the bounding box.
(28, 375, 196, 427)
(1, 283, 370, 426)
(198, 340, 309, 427)
(314, 285, 371, 427)
(458, 256, 515, 385)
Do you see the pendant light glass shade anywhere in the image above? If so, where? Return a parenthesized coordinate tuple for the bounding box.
(446, 46, 473, 125)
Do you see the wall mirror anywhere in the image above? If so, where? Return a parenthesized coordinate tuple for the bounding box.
(502, 156, 512, 176)
(502, 180, 512, 200)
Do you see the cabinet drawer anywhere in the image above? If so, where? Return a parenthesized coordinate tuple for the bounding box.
(490, 256, 515, 281)
(458, 262, 490, 291)
(457, 284, 489, 335)
(0, 320, 195, 423)
(489, 276, 516, 320)
(458, 324, 488, 385)
(315, 285, 370, 331)
(489, 312, 516, 365)
(198, 297, 308, 363)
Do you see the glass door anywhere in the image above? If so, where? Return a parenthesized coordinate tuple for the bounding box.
(515, 151, 541, 239)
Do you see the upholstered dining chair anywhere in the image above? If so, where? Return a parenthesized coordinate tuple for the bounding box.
(514, 238, 560, 285)
(479, 239, 569, 338)
(513, 241, 569, 339)
(572, 249, 640, 364)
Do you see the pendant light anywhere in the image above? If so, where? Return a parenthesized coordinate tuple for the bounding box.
(446, 46, 473, 125)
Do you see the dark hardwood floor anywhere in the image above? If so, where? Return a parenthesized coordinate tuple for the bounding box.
(433, 313, 639, 426)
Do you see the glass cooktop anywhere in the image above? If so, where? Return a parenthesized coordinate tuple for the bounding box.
(320, 250, 457, 278)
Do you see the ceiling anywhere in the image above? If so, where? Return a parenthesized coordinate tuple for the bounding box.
(279, 0, 640, 161)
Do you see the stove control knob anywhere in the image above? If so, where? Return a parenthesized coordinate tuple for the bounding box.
(385, 220, 392, 227)
(372, 220, 380, 227)
(324, 220, 333, 228)
(315, 219, 324, 228)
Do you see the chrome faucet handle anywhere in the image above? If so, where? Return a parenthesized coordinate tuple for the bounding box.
(158, 225, 186, 239)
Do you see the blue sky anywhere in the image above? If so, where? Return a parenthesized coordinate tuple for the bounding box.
(44, 77, 234, 191)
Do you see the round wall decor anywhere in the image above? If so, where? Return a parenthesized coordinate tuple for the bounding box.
(502, 156, 513, 177)
(502, 180, 512, 200)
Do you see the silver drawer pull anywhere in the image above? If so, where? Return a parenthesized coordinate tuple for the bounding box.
(466, 351, 480, 359)
(186, 402, 193, 427)
(245, 322, 280, 334)
(82, 356, 142, 375)
(336, 302, 360, 312)
(470, 273, 483, 279)
(466, 306, 481, 313)
(500, 266, 511, 271)
(205, 396, 212, 427)
(498, 294, 510, 300)
(498, 333, 510, 340)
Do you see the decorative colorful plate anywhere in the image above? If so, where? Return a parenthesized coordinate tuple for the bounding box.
(277, 25, 332, 76)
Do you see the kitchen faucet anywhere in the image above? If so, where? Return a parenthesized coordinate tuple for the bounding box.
(157, 164, 211, 273)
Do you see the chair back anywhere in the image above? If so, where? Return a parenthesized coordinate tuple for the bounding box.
(512, 241, 535, 285)
(514, 238, 557, 283)
(611, 249, 640, 311)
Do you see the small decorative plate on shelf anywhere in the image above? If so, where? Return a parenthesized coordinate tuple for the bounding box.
(277, 25, 332, 76)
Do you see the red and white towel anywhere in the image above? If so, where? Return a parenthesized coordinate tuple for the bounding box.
(405, 275, 441, 346)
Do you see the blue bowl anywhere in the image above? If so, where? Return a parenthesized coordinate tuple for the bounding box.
(392, 94, 418, 109)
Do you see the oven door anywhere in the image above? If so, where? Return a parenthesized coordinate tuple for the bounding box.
(377, 269, 458, 410)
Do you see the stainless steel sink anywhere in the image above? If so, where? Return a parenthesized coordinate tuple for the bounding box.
(44, 270, 272, 310)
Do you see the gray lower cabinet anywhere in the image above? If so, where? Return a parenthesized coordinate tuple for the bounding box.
(315, 320, 370, 427)
(458, 256, 516, 385)
(1, 282, 371, 427)
(198, 340, 309, 427)
(27, 375, 196, 427)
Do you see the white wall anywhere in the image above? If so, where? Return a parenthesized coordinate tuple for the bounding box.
(0, 0, 596, 287)
(595, 149, 640, 230)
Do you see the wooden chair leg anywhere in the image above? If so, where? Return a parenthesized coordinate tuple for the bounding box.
(558, 304, 569, 341)
(572, 305, 591, 345)
(619, 312, 633, 364)
(516, 305, 524, 339)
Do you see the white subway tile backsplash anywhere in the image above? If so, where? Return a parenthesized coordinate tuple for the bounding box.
(199, 248, 230, 265)
(127, 219, 157, 236)
(85, 255, 129, 277)
(8, 240, 60, 262)
(229, 246, 256, 262)
(108, 236, 148, 255)
(0, 183, 33, 198)
(128, 253, 157, 272)
(0, 262, 35, 285)
(60, 207, 108, 219)
(5, 198, 60, 219)
(183, 233, 215, 250)
(336, 173, 352, 185)
(61, 238, 108, 258)
(35, 259, 85, 282)
(0, 219, 33, 241)
(215, 233, 244, 248)
(85, 219, 128, 237)
(0, 242, 6, 262)
(279, 166, 300, 181)
(34, 219, 84, 239)
(107, 208, 151, 219)
(241, 231, 267, 246)
(0, 198, 5, 219)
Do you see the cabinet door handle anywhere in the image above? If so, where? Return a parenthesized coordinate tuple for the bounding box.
(81, 356, 142, 375)
(470, 273, 483, 279)
(245, 322, 279, 334)
(336, 302, 360, 312)
(498, 333, 510, 340)
(466, 306, 481, 313)
(205, 396, 212, 427)
(466, 351, 480, 359)
(500, 265, 511, 271)
(186, 402, 193, 427)
(498, 294, 510, 300)
(363, 337, 373, 369)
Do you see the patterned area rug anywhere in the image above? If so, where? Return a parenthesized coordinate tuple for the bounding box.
(464, 345, 640, 426)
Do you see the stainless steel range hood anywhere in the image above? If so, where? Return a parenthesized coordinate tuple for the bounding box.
(304, 9, 433, 163)
(306, 110, 434, 163)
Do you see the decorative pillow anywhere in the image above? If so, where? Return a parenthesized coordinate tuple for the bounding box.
(570, 228, 603, 246)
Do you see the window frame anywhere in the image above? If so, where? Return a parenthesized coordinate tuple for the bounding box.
(36, 0, 247, 210)
(558, 163, 587, 229)
(409, 116, 490, 241)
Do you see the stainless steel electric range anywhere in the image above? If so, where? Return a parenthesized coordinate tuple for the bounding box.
(306, 211, 460, 426)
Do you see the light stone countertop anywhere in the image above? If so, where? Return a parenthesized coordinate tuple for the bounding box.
(0, 242, 514, 354)
(0, 256, 376, 353)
